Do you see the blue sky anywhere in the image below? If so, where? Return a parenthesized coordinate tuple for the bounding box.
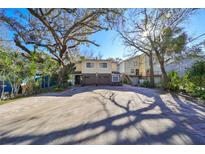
(2, 9, 205, 59)
(83, 9, 205, 59)
(80, 30, 128, 59)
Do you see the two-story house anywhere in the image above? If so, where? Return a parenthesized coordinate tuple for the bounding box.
(118, 53, 162, 85)
(165, 56, 205, 77)
(72, 59, 121, 86)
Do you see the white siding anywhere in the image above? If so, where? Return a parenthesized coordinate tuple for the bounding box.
(118, 62, 125, 74)
(124, 58, 138, 75)
(117, 54, 162, 76)
(165, 58, 197, 77)
(82, 60, 112, 74)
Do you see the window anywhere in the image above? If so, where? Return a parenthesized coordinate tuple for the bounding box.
(86, 62, 94, 68)
(146, 69, 150, 76)
(133, 61, 138, 66)
(131, 69, 134, 73)
(136, 69, 139, 76)
(99, 63, 107, 68)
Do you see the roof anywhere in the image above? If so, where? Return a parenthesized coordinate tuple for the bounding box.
(118, 53, 145, 65)
(112, 71, 121, 74)
(82, 58, 117, 63)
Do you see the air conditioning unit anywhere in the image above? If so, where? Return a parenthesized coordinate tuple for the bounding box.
(112, 74, 120, 82)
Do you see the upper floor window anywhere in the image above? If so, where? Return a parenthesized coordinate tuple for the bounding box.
(134, 61, 138, 66)
(86, 62, 94, 68)
(99, 63, 107, 68)
(146, 69, 150, 76)
(131, 69, 134, 73)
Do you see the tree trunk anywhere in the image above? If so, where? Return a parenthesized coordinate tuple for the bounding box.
(58, 63, 74, 87)
(15, 84, 20, 96)
(1, 77, 5, 99)
(8, 79, 14, 98)
(58, 71, 63, 87)
(44, 76, 46, 88)
(159, 60, 169, 89)
(48, 76, 50, 88)
(149, 53, 155, 87)
(13, 83, 18, 97)
(58, 65, 66, 87)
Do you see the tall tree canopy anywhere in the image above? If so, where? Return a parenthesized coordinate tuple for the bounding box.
(139, 9, 195, 88)
(0, 8, 123, 85)
(117, 9, 156, 87)
(117, 8, 196, 88)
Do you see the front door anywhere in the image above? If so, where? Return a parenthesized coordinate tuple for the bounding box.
(75, 75, 82, 85)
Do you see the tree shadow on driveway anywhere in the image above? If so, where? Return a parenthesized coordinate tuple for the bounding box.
(0, 86, 205, 144)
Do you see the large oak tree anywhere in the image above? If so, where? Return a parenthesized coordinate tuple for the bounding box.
(0, 8, 122, 86)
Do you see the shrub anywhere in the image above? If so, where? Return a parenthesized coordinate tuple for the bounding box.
(200, 92, 205, 100)
(54, 87, 64, 92)
(122, 76, 132, 85)
(182, 60, 205, 101)
(167, 71, 181, 91)
(187, 60, 205, 87)
(67, 81, 73, 86)
(140, 80, 151, 88)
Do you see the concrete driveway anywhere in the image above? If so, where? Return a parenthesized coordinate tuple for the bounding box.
(0, 85, 205, 144)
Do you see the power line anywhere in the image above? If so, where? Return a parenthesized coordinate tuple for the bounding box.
(187, 32, 205, 44)
(0, 39, 14, 42)
(1, 32, 205, 45)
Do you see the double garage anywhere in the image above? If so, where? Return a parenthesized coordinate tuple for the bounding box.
(82, 74, 112, 85)
(74, 73, 121, 86)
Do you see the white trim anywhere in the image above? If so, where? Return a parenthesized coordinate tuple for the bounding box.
(112, 74, 120, 82)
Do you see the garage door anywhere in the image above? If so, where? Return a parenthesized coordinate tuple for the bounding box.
(82, 74, 112, 85)
(97, 74, 111, 85)
(82, 74, 97, 85)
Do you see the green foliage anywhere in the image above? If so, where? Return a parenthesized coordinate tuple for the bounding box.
(0, 48, 34, 97)
(122, 77, 131, 85)
(186, 60, 205, 87)
(201, 93, 205, 100)
(0, 47, 61, 99)
(160, 27, 187, 57)
(38, 86, 64, 93)
(57, 63, 75, 87)
(140, 80, 151, 88)
(165, 61, 205, 101)
(167, 71, 180, 91)
(182, 61, 205, 101)
(53, 87, 65, 92)
(181, 72, 196, 93)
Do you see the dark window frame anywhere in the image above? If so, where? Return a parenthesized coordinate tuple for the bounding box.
(86, 62, 94, 68)
(99, 62, 108, 68)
